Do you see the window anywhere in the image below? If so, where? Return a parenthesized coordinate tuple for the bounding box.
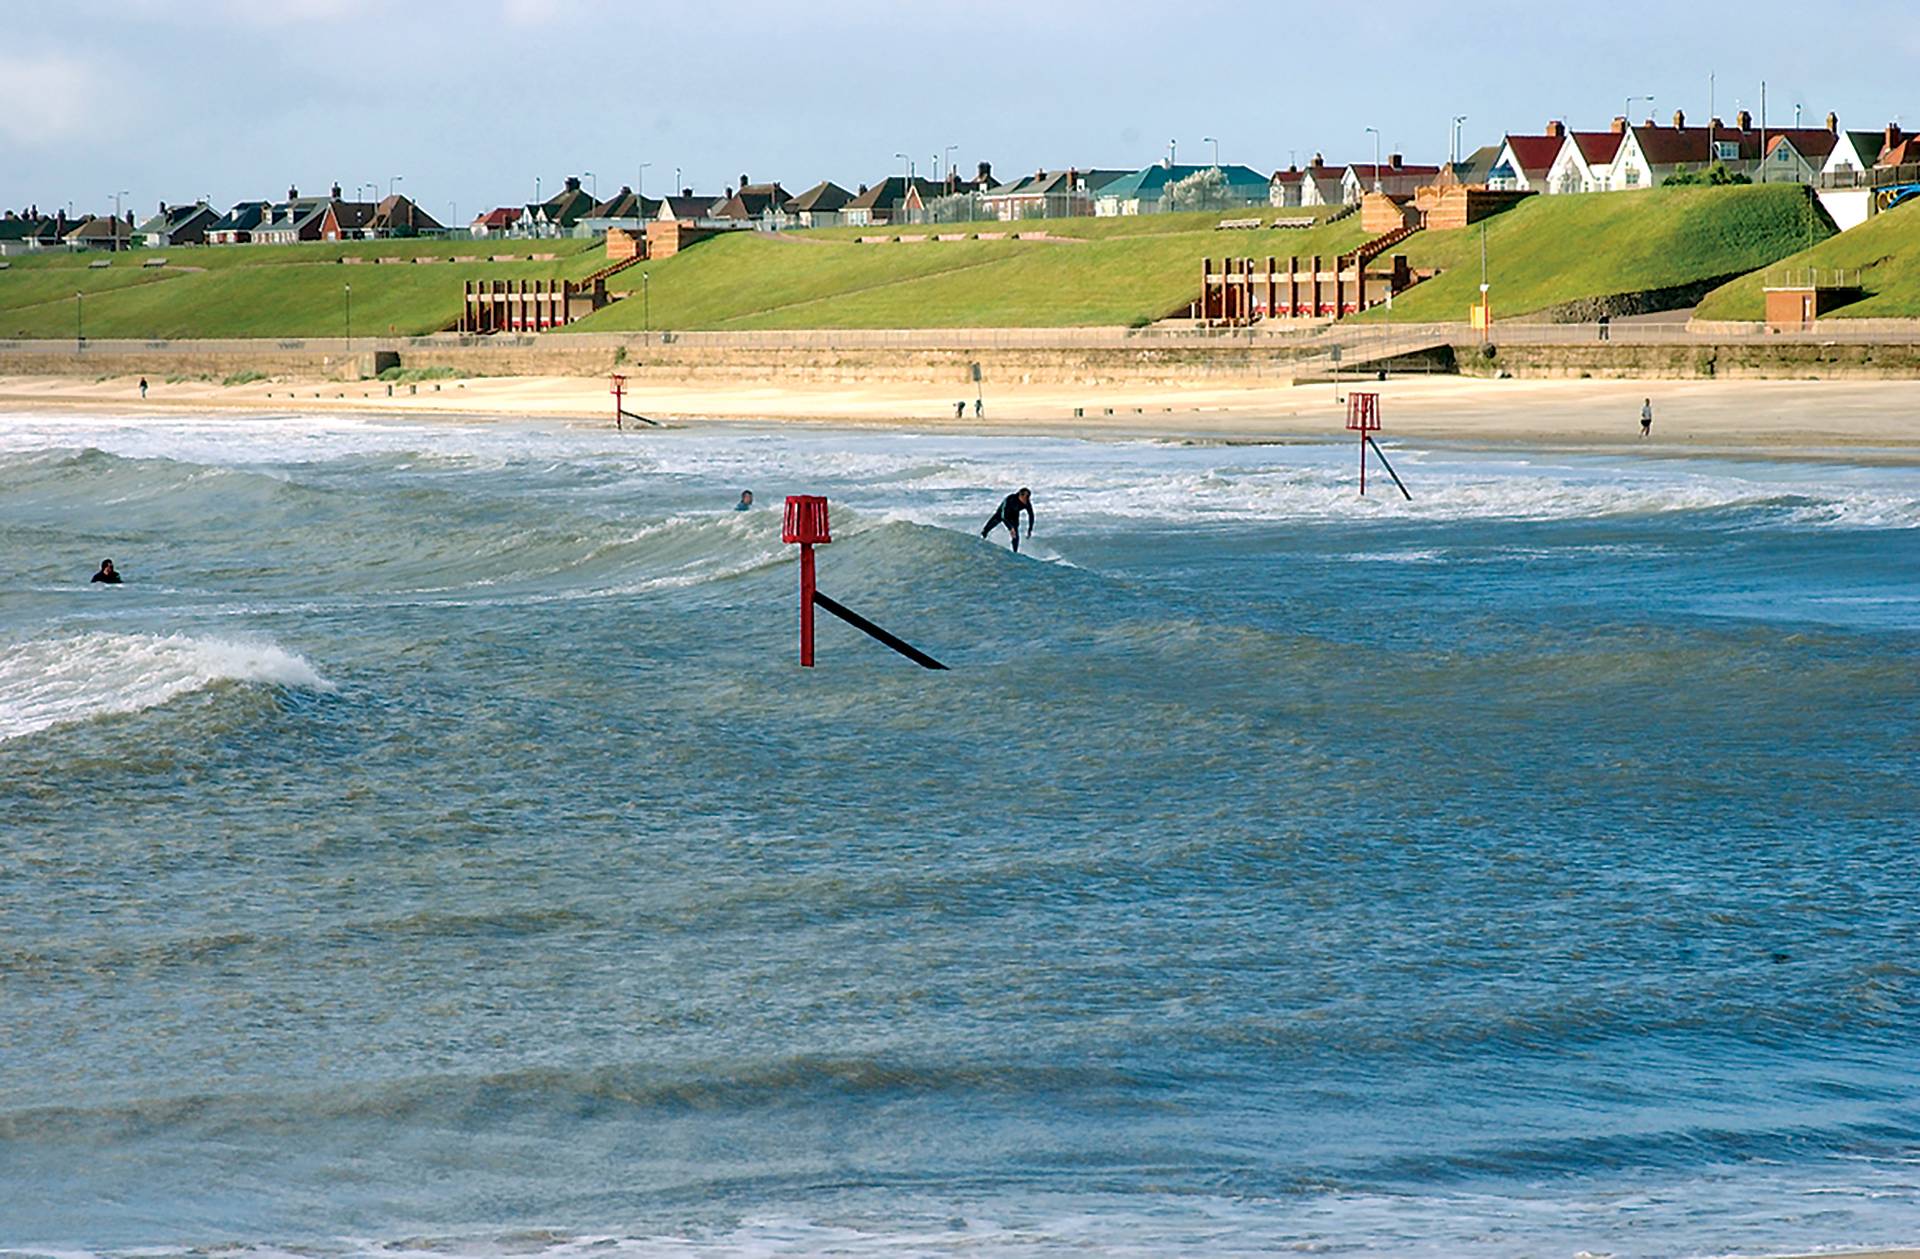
(1715, 141, 1740, 161)
(1625, 167, 1641, 187)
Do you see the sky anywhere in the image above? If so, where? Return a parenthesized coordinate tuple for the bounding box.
(5, 0, 1916, 223)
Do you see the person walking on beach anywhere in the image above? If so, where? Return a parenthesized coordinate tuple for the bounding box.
(90, 558, 122, 584)
(734, 490, 754, 511)
(981, 488, 1033, 553)
(138, 377, 148, 399)
(955, 400, 966, 419)
(1640, 398, 1653, 439)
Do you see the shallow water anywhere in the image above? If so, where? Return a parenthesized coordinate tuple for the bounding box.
(2, 412, 1918, 1258)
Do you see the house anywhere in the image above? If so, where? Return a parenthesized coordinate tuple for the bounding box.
(1444, 144, 1503, 189)
(0, 209, 69, 255)
(1294, 155, 1347, 207)
(366, 194, 442, 237)
(1823, 125, 1892, 186)
(470, 207, 519, 237)
(65, 213, 138, 251)
(656, 192, 723, 225)
(975, 168, 1126, 220)
(1610, 110, 1836, 188)
(136, 201, 218, 247)
(1092, 163, 1269, 216)
(843, 176, 941, 226)
(1763, 130, 1838, 185)
(516, 176, 596, 237)
(251, 186, 339, 244)
(1269, 166, 1306, 207)
(784, 180, 853, 228)
(1340, 154, 1442, 203)
(1489, 125, 1567, 191)
(1878, 130, 1920, 169)
(206, 201, 267, 245)
(712, 179, 791, 226)
(1544, 124, 1627, 194)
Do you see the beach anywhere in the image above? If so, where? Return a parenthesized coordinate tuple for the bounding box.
(2, 399, 1917, 1258)
(2, 371, 1919, 456)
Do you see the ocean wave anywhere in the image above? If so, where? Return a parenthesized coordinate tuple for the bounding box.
(0, 631, 333, 742)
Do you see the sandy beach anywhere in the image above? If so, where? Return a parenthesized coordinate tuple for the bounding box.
(2, 371, 1917, 459)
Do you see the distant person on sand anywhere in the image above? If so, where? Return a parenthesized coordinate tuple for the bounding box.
(734, 490, 754, 511)
(1641, 398, 1653, 439)
(955, 400, 966, 419)
(981, 488, 1033, 553)
(90, 559, 122, 584)
(974, 397, 984, 419)
(138, 377, 148, 399)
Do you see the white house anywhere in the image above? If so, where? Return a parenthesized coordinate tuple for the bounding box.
(1489, 125, 1567, 191)
(1823, 124, 1903, 185)
(1339, 155, 1440, 203)
(1544, 126, 1626, 193)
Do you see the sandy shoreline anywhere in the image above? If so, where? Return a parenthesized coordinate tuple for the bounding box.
(2, 372, 1918, 461)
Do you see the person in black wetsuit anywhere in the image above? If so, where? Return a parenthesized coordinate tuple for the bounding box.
(90, 559, 122, 584)
(981, 488, 1033, 553)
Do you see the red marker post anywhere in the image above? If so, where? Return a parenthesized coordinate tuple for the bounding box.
(1344, 391, 1411, 501)
(783, 495, 831, 666)
(609, 373, 626, 431)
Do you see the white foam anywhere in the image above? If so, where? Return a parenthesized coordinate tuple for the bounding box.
(0, 632, 332, 742)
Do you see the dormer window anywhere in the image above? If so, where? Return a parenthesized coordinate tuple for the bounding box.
(1715, 141, 1740, 161)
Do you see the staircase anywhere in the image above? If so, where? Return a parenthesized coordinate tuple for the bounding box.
(1338, 221, 1421, 272)
(579, 253, 645, 287)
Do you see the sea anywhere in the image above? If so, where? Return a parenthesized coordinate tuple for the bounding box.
(2, 410, 1917, 1259)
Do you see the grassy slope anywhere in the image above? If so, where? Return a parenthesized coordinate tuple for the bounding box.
(1694, 199, 1920, 320)
(571, 210, 1367, 331)
(1353, 183, 1829, 323)
(0, 237, 600, 338)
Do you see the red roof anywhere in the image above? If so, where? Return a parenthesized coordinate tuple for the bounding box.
(1570, 131, 1625, 164)
(474, 207, 518, 228)
(1503, 135, 1563, 175)
(1878, 137, 1920, 166)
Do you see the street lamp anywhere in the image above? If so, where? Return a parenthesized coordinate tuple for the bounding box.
(638, 162, 652, 200)
(1365, 127, 1381, 192)
(113, 189, 128, 250)
(1204, 135, 1219, 167)
(945, 144, 957, 182)
(1451, 115, 1468, 165)
(343, 283, 352, 352)
(1168, 138, 1177, 166)
(389, 175, 402, 198)
(673, 166, 681, 195)
(584, 170, 596, 198)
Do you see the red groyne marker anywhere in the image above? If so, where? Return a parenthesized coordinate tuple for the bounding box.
(1344, 392, 1411, 501)
(782, 495, 947, 670)
(783, 495, 831, 666)
(609, 372, 659, 428)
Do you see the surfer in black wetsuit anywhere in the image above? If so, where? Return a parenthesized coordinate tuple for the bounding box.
(90, 559, 122, 584)
(981, 488, 1033, 553)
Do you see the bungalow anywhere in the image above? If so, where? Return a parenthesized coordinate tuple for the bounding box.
(977, 168, 1126, 220)
(136, 201, 218, 247)
(1296, 155, 1347, 207)
(1763, 130, 1838, 185)
(656, 192, 724, 225)
(843, 176, 940, 227)
(251, 186, 338, 244)
(1340, 155, 1442, 203)
(469, 207, 519, 237)
(1268, 165, 1305, 207)
(1093, 163, 1269, 216)
(579, 187, 661, 234)
(1543, 124, 1627, 194)
(65, 213, 137, 251)
(1606, 110, 1848, 188)
(1489, 126, 1566, 191)
(0, 210, 68, 255)
(783, 180, 853, 228)
(516, 176, 595, 237)
(366, 194, 442, 237)
(1445, 144, 1503, 188)
(206, 200, 266, 245)
(1823, 125, 1896, 185)
(712, 180, 791, 226)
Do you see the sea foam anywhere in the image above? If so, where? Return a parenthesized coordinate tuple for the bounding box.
(0, 632, 332, 742)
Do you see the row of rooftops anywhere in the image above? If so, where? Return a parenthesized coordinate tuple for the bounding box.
(11, 111, 1915, 250)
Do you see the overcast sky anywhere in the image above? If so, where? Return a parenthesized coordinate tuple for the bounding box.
(5, 0, 1915, 222)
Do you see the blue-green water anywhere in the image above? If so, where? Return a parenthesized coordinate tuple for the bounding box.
(2, 412, 1918, 1258)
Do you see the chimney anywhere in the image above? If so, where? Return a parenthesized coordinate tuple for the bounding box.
(1612, 116, 1627, 134)
(289, 185, 298, 200)
(977, 160, 993, 184)
(1826, 111, 1839, 134)
(1311, 152, 1324, 169)
(332, 182, 342, 199)
(1546, 120, 1565, 138)
(857, 183, 868, 195)
(1068, 165, 1078, 190)
(1736, 109, 1751, 130)
(1389, 153, 1403, 169)
(1886, 123, 1902, 151)
(564, 176, 580, 192)
(1673, 109, 1686, 128)
(1709, 117, 1724, 131)
(682, 186, 692, 198)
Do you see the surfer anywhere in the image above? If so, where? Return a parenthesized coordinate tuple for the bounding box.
(980, 488, 1033, 553)
(90, 558, 122, 584)
(734, 490, 754, 511)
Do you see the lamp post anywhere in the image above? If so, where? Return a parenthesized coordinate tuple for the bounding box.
(673, 166, 681, 195)
(945, 144, 957, 182)
(1365, 127, 1381, 192)
(1204, 135, 1219, 167)
(1168, 138, 1176, 166)
(584, 170, 596, 198)
(75, 290, 83, 351)
(113, 189, 128, 250)
(1451, 115, 1468, 165)
(343, 283, 352, 352)
(638, 162, 651, 200)
(642, 271, 650, 344)
(389, 175, 402, 198)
